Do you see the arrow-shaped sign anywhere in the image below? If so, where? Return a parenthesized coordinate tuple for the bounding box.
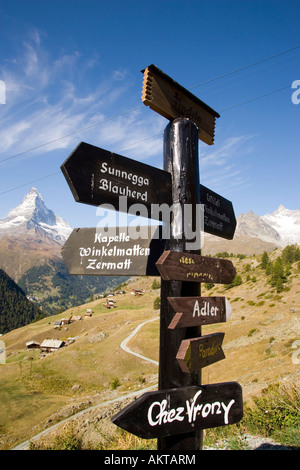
(156, 250, 236, 284)
(61, 142, 172, 220)
(168, 296, 232, 329)
(176, 333, 225, 373)
(141, 65, 220, 146)
(112, 382, 243, 439)
(62, 226, 165, 276)
(200, 184, 236, 240)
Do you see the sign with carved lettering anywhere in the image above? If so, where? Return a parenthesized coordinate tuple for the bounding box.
(200, 184, 236, 240)
(156, 250, 236, 284)
(176, 333, 225, 373)
(112, 382, 243, 439)
(61, 142, 172, 220)
(62, 226, 165, 276)
(141, 65, 220, 145)
(168, 296, 232, 329)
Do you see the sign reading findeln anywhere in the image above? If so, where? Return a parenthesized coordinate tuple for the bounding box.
(176, 333, 225, 373)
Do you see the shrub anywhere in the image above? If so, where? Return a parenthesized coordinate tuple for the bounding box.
(153, 297, 160, 310)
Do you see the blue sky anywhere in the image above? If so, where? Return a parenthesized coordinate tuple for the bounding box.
(0, 0, 299, 228)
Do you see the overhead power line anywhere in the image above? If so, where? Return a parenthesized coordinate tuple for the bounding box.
(189, 45, 300, 89)
(1, 44, 299, 167)
(0, 45, 299, 196)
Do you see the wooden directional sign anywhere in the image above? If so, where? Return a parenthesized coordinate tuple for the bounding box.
(168, 296, 232, 329)
(156, 251, 236, 284)
(112, 382, 243, 439)
(176, 333, 225, 373)
(142, 65, 220, 145)
(62, 226, 165, 276)
(61, 142, 172, 220)
(200, 184, 236, 240)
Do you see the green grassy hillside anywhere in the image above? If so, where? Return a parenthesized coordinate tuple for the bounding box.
(0, 248, 299, 450)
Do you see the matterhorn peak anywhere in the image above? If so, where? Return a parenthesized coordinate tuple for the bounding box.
(0, 188, 72, 243)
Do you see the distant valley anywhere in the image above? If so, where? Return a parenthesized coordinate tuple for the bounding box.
(0, 188, 127, 317)
(0, 187, 300, 318)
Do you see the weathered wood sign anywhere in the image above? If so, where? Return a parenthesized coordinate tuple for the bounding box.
(112, 382, 243, 439)
(62, 226, 165, 276)
(168, 296, 232, 329)
(61, 141, 172, 220)
(156, 250, 236, 284)
(176, 333, 225, 373)
(141, 64, 220, 145)
(200, 184, 236, 240)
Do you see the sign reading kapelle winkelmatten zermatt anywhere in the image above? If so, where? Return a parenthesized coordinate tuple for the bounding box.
(62, 226, 165, 277)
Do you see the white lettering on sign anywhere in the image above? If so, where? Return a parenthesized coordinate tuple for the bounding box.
(147, 390, 235, 427)
(99, 162, 149, 202)
(193, 301, 219, 317)
(76, 230, 152, 273)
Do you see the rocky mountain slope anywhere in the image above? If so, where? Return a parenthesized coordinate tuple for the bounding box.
(202, 204, 300, 256)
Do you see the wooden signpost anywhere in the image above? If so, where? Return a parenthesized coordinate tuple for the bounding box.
(112, 382, 243, 439)
(176, 332, 225, 373)
(156, 250, 236, 284)
(167, 296, 232, 329)
(61, 64, 243, 451)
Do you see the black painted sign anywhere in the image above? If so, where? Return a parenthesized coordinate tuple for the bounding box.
(61, 142, 172, 220)
(112, 382, 243, 439)
(156, 250, 236, 284)
(168, 296, 232, 329)
(176, 333, 225, 373)
(200, 184, 236, 240)
(62, 226, 165, 276)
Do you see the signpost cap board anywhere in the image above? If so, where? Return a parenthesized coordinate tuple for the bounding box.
(141, 64, 220, 145)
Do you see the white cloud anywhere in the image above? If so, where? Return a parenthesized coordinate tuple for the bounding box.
(200, 134, 253, 193)
(0, 31, 163, 167)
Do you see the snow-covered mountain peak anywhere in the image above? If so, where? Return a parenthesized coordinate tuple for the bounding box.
(0, 188, 72, 243)
(261, 205, 300, 246)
